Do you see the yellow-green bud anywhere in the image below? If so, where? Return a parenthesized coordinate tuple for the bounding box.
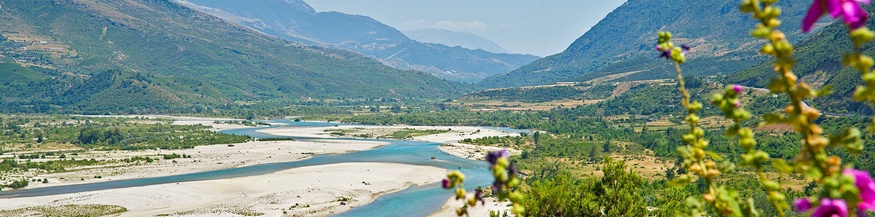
(509, 192, 525, 203)
(455, 188, 466, 199)
(760, 44, 775, 55)
(763, 180, 781, 191)
(497, 157, 509, 168)
(512, 204, 526, 215)
(851, 27, 875, 46)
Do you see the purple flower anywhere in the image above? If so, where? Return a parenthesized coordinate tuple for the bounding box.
(812, 198, 849, 217)
(681, 44, 691, 55)
(492, 182, 502, 193)
(658, 50, 672, 59)
(732, 85, 744, 93)
(796, 198, 813, 212)
(803, 0, 871, 33)
(474, 187, 485, 205)
(508, 162, 518, 177)
(486, 149, 509, 165)
(656, 45, 672, 59)
(845, 169, 875, 211)
(441, 179, 451, 189)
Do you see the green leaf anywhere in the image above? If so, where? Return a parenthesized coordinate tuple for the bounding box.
(770, 159, 794, 173)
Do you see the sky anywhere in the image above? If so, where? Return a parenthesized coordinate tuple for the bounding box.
(303, 0, 628, 57)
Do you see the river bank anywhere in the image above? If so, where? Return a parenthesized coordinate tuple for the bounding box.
(0, 162, 445, 217)
(0, 117, 523, 216)
(257, 124, 521, 161)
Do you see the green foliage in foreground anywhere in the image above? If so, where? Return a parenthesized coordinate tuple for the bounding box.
(0, 204, 127, 216)
(523, 158, 647, 216)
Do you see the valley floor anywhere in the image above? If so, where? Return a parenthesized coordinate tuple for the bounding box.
(0, 117, 518, 216)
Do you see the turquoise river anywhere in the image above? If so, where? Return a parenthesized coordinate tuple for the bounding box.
(0, 120, 527, 216)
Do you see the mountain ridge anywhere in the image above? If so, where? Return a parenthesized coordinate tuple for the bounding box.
(0, 0, 467, 113)
(178, 0, 539, 83)
(403, 28, 513, 54)
(479, 0, 821, 88)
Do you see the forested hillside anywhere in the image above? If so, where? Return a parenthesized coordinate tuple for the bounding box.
(480, 0, 818, 88)
(0, 0, 467, 114)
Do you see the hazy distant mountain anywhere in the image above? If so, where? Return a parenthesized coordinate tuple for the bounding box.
(404, 29, 513, 54)
(479, 0, 821, 88)
(177, 0, 539, 83)
(0, 0, 466, 113)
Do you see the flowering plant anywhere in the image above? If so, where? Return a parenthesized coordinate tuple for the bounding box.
(659, 0, 875, 216)
(439, 0, 875, 216)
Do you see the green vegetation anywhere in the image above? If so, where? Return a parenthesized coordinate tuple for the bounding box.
(0, 158, 105, 173)
(0, 115, 249, 173)
(4, 179, 28, 189)
(0, 204, 127, 216)
(523, 158, 647, 216)
(460, 135, 528, 148)
(461, 84, 611, 103)
(386, 129, 450, 139)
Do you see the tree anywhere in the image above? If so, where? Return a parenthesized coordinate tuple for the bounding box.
(522, 158, 647, 216)
(603, 140, 611, 153)
(533, 131, 541, 145)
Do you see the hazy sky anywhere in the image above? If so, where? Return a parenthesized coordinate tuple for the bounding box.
(303, 0, 628, 57)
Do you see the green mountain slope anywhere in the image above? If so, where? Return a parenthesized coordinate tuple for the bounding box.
(727, 6, 875, 115)
(0, 0, 466, 113)
(479, 0, 817, 88)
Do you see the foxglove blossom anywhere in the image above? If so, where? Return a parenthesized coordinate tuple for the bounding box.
(803, 0, 871, 33)
(845, 169, 875, 211)
(796, 198, 813, 212)
(732, 85, 744, 93)
(812, 198, 849, 217)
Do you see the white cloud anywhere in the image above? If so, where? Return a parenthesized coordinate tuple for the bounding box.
(404, 19, 432, 27)
(435, 20, 489, 31)
(402, 19, 489, 31)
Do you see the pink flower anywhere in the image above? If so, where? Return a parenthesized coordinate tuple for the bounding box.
(796, 198, 813, 212)
(803, 0, 871, 33)
(845, 169, 875, 211)
(441, 179, 451, 189)
(812, 198, 849, 217)
(732, 85, 744, 93)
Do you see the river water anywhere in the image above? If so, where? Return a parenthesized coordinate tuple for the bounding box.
(0, 120, 519, 217)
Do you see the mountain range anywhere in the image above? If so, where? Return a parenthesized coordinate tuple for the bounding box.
(403, 29, 512, 54)
(0, 0, 467, 113)
(479, 0, 822, 88)
(176, 0, 540, 83)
